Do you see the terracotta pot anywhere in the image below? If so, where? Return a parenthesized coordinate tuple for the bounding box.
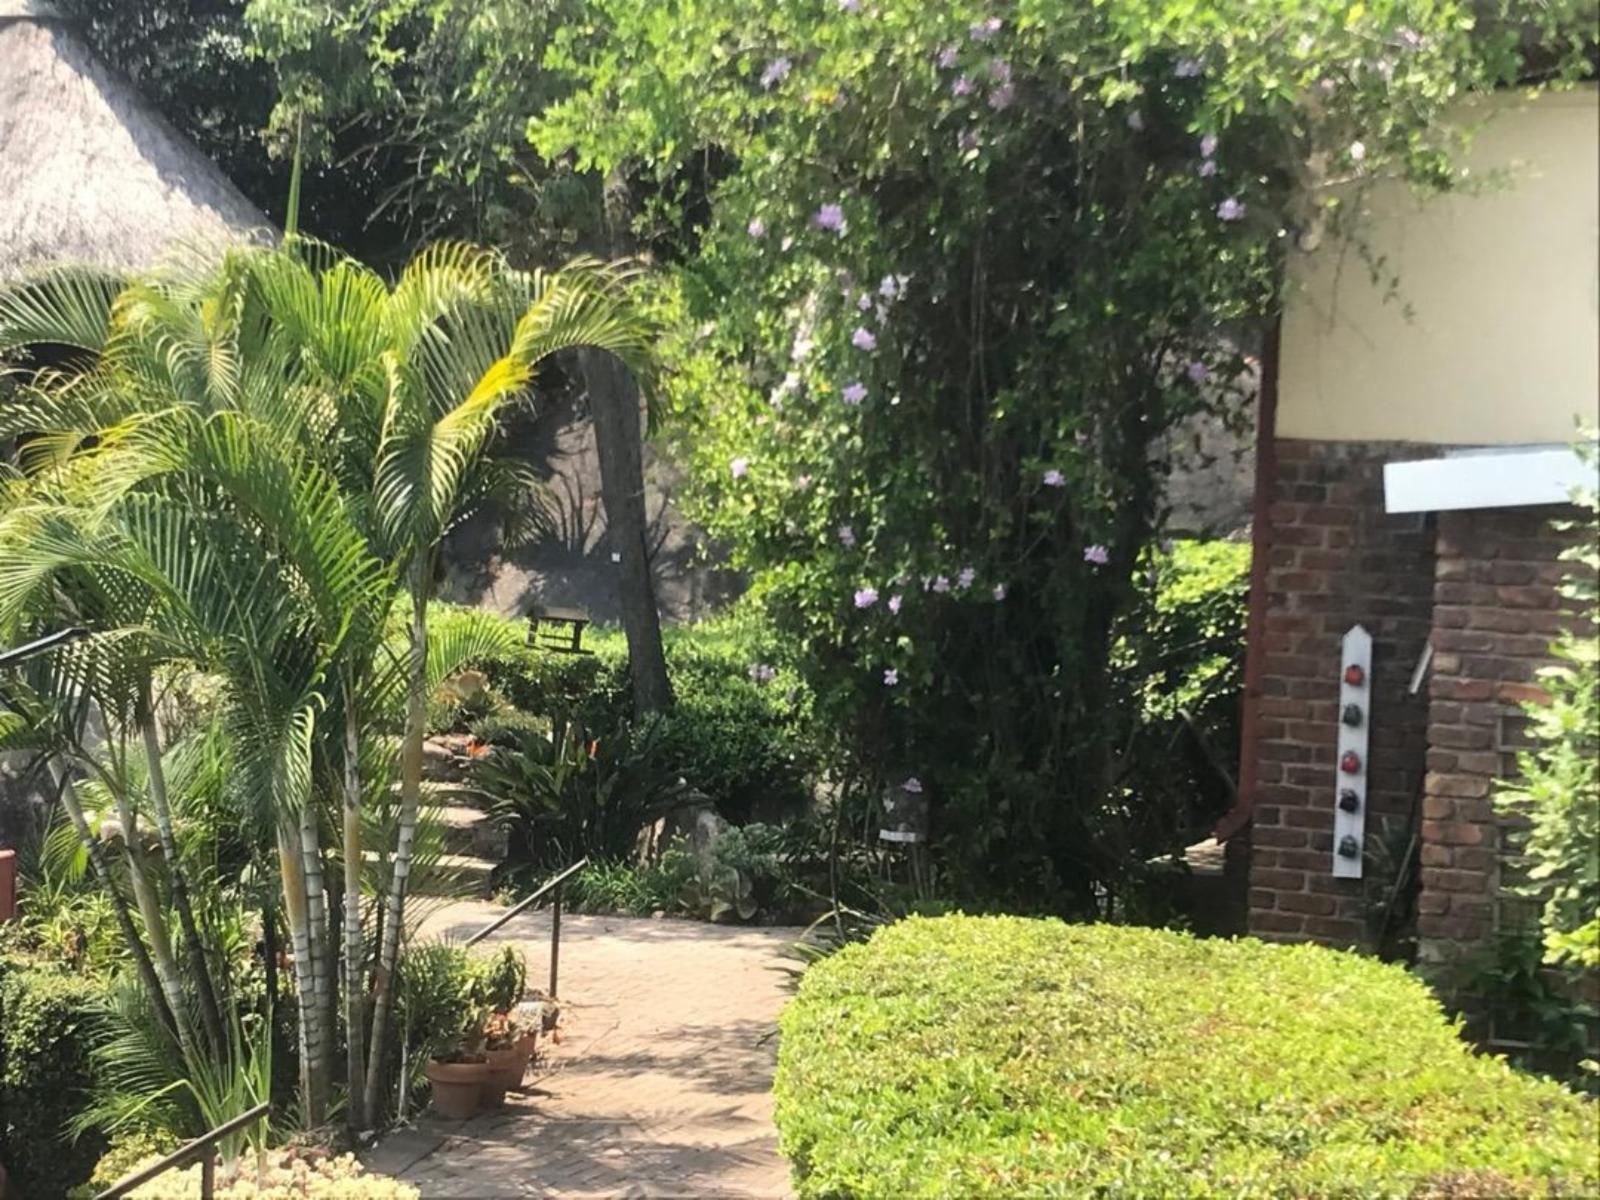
(426, 1058, 488, 1121)
(484, 1044, 527, 1092)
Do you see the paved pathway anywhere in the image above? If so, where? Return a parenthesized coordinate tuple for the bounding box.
(365, 903, 801, 1198)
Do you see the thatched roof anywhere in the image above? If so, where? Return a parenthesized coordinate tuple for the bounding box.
(0, 1, 270, 280)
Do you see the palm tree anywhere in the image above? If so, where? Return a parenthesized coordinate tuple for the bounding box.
(0, 237, 657, 1130)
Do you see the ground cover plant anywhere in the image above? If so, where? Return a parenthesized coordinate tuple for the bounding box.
(776, 915, 1600, 1198)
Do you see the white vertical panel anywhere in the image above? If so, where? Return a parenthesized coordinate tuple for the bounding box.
(1332, 625, 1373, 880)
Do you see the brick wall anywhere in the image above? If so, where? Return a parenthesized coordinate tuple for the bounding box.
(1417, 506, 1584, 966)
(1246, 439, 1438, 948)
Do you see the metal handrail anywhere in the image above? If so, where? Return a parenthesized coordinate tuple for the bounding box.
(96, 1101, 270, 1200)
(464, 856, 588, 997)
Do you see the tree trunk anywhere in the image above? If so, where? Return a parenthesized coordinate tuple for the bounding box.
(298, 805, 333, 1122)
(362, 560, 429, 1123)
(341, 682, 368, 1132)
(111, 782, 198, 1062)
(138, 684, 225, 1056)
(584, 348, 674, 716)
(51, 761, 180, 1047)
(278, 825, 326, 1126)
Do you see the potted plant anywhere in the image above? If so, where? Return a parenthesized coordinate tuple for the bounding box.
(482, 1011, 531, 1095)
(424, 1041, 490, 1121)
(425, 1003, 492, 1121)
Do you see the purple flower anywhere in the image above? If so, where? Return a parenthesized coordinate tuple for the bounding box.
(749, 663, 776, 683)
(842, 381, 868, 406)
(730, 456, 750, 479)
(851, 327, 878, 352)
(988, 58, 1012, 83)
(969, 17, 1001, 42)
(931, 574, 951, 593)
(795, 474, 813, 490)
(1126, 109, 1145, 132)
(1043, 468, 1066, 488)
(854, 586, 879, 609)
(1187, 360, 1209, 384)
(1200, 133, 1218, 158)
(988, 83, 1016, 111)
(879, 274, 903, 299)
(992, 582, 1008, 601)
(1349, 140, 1367, 162)
(761, 58, 792, 89)
(1174, 57, 1203, 78)
(838, 524, 856, 547)
(957, 566, 976, 590)
(747, 218, 766, 239)
(888, 594, 902, 614)
(902, 775, 924, 793)
(937, 44, 959, 69)
(1398, 27, 1423, 50)
(838, 0, 861, 10)
(1317, 77, 1337, 96)
(958, 127, 982, 153)
(813, 203, 847, 233)
(1084, 544, 1110, 566)
(1217, 197, 1247, 222)
(857, 293, 873, 311)
(952, 75, 975, 97)
(1198, 159, 1218, 178)
(883, 668, 899, 686)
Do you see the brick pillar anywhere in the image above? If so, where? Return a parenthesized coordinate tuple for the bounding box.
(1417, 506, 1583, 966)
(1246, 440, 1437, 947)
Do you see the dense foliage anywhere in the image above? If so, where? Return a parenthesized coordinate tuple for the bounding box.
(776, 915, 1600, 1198)
(526, 0, 1589, 907)
(1496, 466, 1600, 971)
(470, 608, 816, 825)
(0, 239, 653, 1138)
(0, 955, 107, 1197)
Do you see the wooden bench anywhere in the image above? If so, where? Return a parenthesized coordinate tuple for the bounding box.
(527, 605, 593, 655)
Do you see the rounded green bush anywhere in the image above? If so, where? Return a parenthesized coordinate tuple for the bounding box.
(775, 916, 1599, 1198)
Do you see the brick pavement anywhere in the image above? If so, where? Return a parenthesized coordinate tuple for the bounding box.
(364, 904, 800, 1198)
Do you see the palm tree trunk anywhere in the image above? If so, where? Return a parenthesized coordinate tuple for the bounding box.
(51, 761, 180, 1047)
(278, 825, 326, 1126)
(138, 683, 225, 1055)
(362, 559, 429, 1123)
(298, 807, 333, 1123)
(112, 785, 197, 1062)
(341, 683, 368, 1131)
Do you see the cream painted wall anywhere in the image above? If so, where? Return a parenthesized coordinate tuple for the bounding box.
(1279, 88, 1599, 445)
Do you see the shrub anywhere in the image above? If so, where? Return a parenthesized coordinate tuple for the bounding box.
(775, 916, 1599, 1198)
(475, 717, 694, 869)
(122, 1150, 419, 1199)
(0, 956, 107, 1198)
(478, 605, 817, 825)
(1495, 465, 1599, 971)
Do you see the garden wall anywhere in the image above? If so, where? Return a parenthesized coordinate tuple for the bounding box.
(1236, 439, 1584, 963)
(1240, 438, 1437, 947)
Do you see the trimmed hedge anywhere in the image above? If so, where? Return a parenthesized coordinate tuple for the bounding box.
(775, 916, 1599, 1198)
(0, 956, 106, 1198)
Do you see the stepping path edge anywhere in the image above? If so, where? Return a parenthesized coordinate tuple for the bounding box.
(365, 903, 803, 1199)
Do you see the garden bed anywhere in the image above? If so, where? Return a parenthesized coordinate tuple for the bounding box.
(775, 916, 1599, 1198)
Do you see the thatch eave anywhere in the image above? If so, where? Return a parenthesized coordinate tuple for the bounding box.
(0, 1, 273, 282)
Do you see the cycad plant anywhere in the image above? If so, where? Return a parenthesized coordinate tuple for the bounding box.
(0, 237, 655, 1131)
